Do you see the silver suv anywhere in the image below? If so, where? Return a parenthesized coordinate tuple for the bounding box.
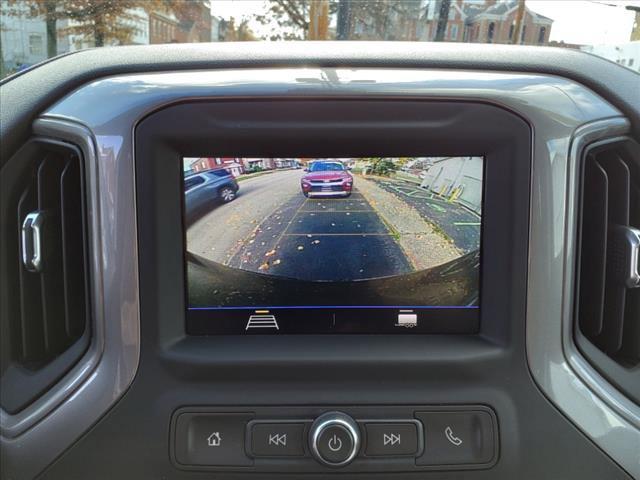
(184, 169, 239, 221)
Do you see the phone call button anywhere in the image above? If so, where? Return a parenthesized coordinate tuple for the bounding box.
(415, 409, 497, 466)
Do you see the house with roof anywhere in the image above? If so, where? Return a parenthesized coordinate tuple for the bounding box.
(421, 0, 552, 45)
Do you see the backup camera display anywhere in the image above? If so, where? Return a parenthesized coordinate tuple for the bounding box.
(184, 156, 483, 334)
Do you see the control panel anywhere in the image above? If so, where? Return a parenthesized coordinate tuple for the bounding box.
(170, 406, 498, 473)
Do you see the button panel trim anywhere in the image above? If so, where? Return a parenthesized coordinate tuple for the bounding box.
(170, 405, 499, 473)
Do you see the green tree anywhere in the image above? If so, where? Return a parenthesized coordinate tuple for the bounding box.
(6, 0, 203, 54)
(254, 0, 339, 40)
(254, 0, 312, 40)
(369, 158, 398, 177)
(221, 17, 256, 42)
(59, 0, 158, 47)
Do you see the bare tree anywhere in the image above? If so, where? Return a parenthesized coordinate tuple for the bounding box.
(434, 0, 451, 42)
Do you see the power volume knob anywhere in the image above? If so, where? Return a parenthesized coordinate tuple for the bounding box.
(309, 412, 360, 467)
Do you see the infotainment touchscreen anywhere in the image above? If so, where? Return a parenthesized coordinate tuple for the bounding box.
(183, 157, 483, 334)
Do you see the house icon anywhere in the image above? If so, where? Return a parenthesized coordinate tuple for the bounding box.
(207, 432, 221, 447)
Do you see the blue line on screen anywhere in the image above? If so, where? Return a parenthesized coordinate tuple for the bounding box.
(188, 305, 479, 311)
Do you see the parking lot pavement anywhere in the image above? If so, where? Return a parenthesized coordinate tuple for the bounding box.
(186, 169, 302, 264)
(229, 191, 413, 281)
(368, 178, 481, 253)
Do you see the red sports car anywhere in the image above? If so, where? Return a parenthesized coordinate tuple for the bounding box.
(301, 161, 353, 198)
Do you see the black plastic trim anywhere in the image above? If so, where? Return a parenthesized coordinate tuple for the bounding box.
(0, 138, 91, 413)
(575, 137, 640, 405)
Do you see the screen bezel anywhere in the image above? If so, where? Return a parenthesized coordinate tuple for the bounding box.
(135, 98, 530, 350)
(180, 155, 486, 334)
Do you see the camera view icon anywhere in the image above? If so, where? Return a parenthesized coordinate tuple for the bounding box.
(395, 310, 417, 328)
(246, 311, 279, 330)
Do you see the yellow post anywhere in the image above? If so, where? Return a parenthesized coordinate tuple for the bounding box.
(309, 0, 330, 40)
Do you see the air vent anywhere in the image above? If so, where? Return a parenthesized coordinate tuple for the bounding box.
(0, 139, 90, 414)
(576, 138, 639, 402)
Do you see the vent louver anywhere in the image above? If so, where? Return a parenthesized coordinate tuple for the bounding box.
(576, 138, 639, 402)
(0, 140, 90, 414)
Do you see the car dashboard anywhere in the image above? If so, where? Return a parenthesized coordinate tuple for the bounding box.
(1, 43, 639, 479)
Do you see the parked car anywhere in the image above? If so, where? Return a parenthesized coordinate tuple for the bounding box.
(300, 161, 353, 197)
(184, 169, 239, 220)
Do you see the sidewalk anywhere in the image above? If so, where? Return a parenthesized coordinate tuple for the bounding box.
(355, 175, 462, 271)
(363, 175, 481, 253)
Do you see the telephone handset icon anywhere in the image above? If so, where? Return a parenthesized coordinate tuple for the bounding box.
(444, 426, 463, 446)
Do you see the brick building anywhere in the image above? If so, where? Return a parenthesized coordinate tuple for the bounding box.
(422, 0, 553, 45)
(149, 1, 211, 44)
(190, 158, 244, 177)
(149, 11, 180, 44)
(175, 1, 211, 43)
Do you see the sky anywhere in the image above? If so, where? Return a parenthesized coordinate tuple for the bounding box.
(528, 1, 637, 45)
(210, 0, 639, 46)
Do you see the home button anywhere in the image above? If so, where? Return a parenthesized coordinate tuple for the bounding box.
(174, 413, 253, 466)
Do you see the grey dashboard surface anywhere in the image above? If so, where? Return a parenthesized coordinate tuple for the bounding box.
(1, 42, 640, 163)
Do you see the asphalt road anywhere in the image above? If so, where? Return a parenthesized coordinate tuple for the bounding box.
(187, 169, 412, 281)
(187, 169, 302, 264)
